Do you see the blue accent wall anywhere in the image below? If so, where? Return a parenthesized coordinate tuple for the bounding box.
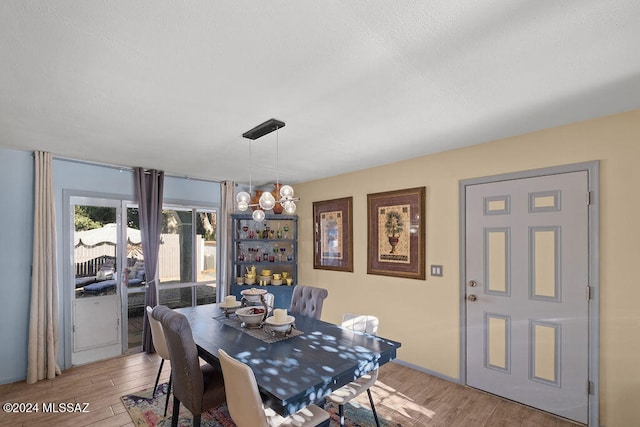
(0, 148, 221, 384)
(0, 148, 34, 384)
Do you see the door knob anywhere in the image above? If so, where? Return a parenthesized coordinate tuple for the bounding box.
(469, 280, 477, 287)
(467, 294, 477, 302)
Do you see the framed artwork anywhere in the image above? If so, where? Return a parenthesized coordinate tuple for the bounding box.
(313, 197, 353, 272)
(367, 187, 425, 280)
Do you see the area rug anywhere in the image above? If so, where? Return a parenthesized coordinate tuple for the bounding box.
(122, 383, 401, 427)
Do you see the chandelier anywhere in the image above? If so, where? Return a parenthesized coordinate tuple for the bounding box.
(236, 118, 298, 221)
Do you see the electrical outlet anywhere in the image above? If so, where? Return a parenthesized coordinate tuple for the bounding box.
(431, 265, 443, 277)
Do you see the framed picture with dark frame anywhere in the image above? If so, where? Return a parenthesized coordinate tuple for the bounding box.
(367, 187, 425, 280)
(313, 197, 353, 272)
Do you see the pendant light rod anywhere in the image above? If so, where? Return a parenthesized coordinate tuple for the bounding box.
(275, 125, 279, 186)
(248, 139, 253, 193)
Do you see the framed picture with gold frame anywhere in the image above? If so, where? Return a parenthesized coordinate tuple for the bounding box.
(313, 197, 353, 272)
(367, 187, 425, 279)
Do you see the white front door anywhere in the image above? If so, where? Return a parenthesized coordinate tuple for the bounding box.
(465, 171, 589, 424)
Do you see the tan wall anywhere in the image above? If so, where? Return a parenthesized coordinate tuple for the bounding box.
(294, 109, 640, 426)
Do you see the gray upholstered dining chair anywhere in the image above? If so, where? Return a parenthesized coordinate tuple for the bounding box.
(146, 305, 172, 417)
(289, 285, 328, 320)
(326, 314, 381, 427)
(151, 305, 226, 427)
(218, 348, 330, 427)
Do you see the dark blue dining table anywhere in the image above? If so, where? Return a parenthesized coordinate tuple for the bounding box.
(175, 304, 401, 417)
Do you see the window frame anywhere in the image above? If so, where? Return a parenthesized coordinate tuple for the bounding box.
(158, 203, 218, 307)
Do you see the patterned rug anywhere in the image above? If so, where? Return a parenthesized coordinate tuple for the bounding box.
(122, 383, 401, 427)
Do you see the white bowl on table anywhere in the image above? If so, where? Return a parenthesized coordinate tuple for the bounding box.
(236, 306, 267, 327)
(241, 288, 267, 303)
(264, 315, 295, 332)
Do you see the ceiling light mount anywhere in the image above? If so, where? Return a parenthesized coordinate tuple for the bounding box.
(242, 118, 285, 140)
(236, 118, 298, 221)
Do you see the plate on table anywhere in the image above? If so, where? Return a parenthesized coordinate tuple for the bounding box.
(218, 301, 241, 310)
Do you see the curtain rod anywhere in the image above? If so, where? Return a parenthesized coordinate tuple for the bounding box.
(41, 153, 221, 184)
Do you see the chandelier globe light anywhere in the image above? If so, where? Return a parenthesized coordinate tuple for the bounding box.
(237, 118, 299, 221)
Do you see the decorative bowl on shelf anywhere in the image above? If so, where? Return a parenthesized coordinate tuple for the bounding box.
(264, 315, 295, 332)
(241, 288, 267, 302)
(245, 278, 256, 285)
(271, 279, 283, 286)
(236, 306, 266, 327)
(260, 269, 272, 277)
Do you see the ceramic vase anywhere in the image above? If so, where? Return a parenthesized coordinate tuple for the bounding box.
(250, 190, 263, 211)
(271, 183, 283, 214)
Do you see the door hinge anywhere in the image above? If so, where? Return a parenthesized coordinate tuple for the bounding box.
(586, 285, 591, 300)
(587, 380, 592, 394)
(72, 324, 76, 333)
(587, 191, 592, 205)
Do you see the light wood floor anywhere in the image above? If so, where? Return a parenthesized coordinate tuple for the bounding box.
(0, 352, 581, 427)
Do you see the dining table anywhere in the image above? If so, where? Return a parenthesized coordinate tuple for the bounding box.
(175, 303, 402, 417)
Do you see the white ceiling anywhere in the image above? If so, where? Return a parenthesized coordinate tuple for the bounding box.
(1, 1, 639, 185)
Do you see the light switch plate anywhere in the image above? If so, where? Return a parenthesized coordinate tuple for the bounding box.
(431, 265, 443, 277)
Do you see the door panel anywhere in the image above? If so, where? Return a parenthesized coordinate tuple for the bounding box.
(466, 172, 588, 424)
(73, 295, 119, 351)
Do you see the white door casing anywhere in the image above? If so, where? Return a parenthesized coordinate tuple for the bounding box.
(465, 171, 590, 424)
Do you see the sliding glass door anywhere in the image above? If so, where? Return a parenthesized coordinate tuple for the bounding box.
(71, 197, 122, 365)
(68, 196, 218, 364)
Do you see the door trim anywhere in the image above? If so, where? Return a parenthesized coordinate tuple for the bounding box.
(458, 161, 599, 426)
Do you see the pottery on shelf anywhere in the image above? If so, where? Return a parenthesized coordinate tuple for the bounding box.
(271, 183, 283, 214)
(250, 190, 263, 211)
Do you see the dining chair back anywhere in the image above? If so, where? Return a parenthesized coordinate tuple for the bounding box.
(218, 349, 330, 427)
(327, 313, 381, 427)
(146, 306, 172, 416)
(289, 285, 328, 320)
(342, 313, 379, 334)
(152, 305, 226, 427)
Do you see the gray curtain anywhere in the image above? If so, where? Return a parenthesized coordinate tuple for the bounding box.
(27, 151, 61, 383)
(135, 167, 164, 353)
(218, 180, 235, 302)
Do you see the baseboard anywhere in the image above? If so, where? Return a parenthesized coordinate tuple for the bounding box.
(391, 359, 462, 385)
